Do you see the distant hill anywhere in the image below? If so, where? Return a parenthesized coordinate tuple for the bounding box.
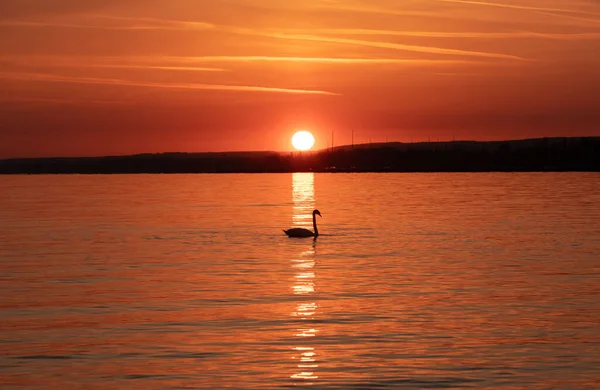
(1, 137, 599, 174)
(328, 137, 595, 152)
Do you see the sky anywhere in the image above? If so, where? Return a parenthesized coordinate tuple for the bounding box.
(1, 0, 600, 158)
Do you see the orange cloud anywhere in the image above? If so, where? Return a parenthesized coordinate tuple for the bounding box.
(0, 71, 339, 95)
(263, 33, 523, 60)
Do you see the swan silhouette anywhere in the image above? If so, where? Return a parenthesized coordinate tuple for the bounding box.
(283, 209, 322, 238)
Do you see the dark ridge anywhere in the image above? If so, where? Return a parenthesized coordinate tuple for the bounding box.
(1, 137, 599, 174)
(13, 355, 73, 360)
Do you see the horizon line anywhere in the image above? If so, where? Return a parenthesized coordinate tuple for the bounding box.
(1, 135, 597, 161)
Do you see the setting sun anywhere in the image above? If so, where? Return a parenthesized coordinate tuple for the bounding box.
(292, 131, 315, 151)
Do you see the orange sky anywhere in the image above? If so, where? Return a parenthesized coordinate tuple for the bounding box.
(1, 0, 600, 158)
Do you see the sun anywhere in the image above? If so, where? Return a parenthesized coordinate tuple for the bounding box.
(292, 131, 315, 151)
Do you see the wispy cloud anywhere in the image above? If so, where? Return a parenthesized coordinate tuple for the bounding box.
(90, 64, 225, 72)
(315, 2, 443, 19)
(263, 33, 523, 60)
(433, 0, 600, 26)
(533, 10, 600, 26)
(85, 16, 528, 60)
(0, 54, 476, 67)
(172, 56, 468, 64)
(7, 15, 599, 41)
(295, 28, 600, 40)
(433, 72, 488, 77)
(1, 56, 226, 71)
(0, 71, 339, 95)
(91, 14, 215, 29)
(0, 96, 132, 106)
(0, 20, 139, 30)
(0, 15, 215, 30)
(198, 0, 445, 20)
(433, 0, 600, 16)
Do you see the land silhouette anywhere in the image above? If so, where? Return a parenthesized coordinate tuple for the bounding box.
(1, 137, 598, 174)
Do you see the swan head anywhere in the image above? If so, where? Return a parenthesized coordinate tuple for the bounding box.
(313, 209, 322, 217)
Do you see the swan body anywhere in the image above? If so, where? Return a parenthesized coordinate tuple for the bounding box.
(283, 209, 321, 238)
(283, 228, 316, 238)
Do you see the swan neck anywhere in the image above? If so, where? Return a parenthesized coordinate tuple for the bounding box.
(313, 213, 319, 236)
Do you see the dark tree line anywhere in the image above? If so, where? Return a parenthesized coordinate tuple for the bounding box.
(1, 137, 598, 174)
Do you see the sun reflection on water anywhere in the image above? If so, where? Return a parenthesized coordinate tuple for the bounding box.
(290, 173, 319, 383)
(292, 172, 315, 229)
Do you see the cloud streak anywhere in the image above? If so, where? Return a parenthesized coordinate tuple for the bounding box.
(5, 16, 600, 41)
(295, 28, 600, 40)
(1, 54, 478, 67)
(0, 14, 526, 60)
(0, 72, 339, 95)
(433, 0, 600, 16)
(533, 10, 600, 26)
(0, 96, 132, 106)
(263, 33, 523, 60)
(7, 10, 595, 66)
(0, 15, 216, 30)
(173, 56, 468, 64)
(73, 64, 226, 72)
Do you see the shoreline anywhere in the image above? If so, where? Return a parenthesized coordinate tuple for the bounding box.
(2, 136, 599, 174)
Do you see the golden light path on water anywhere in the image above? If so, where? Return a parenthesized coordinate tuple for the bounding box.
(290, 173, 319, 382)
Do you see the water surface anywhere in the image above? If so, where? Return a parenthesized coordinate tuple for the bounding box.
(1, 173, 599, 389)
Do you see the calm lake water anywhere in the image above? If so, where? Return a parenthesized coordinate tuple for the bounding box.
(1, 173, 599, 389)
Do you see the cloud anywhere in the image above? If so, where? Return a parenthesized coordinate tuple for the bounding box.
(1, 14, 524, 60)
(432, 0, 600, 26)
(315, 2, 445, 19)
(0, 96, 131, 106)
(263, 33, 523, 60)
(169, 56, 468, 64)
(0, 0, 149, 20)
(0, 54, 475, 66)
(5, 15, 600, 41)
(0, 14, 216, 30)
(532, 10, 600, 26)
(291, 28, 600, 40)
(0, 71, 339, 95)
(88, 64, 225, 72)
(433, 0, 600, 16)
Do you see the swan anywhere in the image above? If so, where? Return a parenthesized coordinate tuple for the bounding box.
(283, 209, 322, 238)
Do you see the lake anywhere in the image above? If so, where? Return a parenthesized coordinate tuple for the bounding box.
(1, 173, 599, 389)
